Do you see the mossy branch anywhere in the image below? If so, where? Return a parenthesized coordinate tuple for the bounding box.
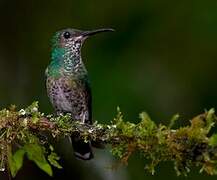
(1, 102, 217, 177)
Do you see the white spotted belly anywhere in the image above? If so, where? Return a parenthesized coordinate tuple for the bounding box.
(55, 85, 72, 112)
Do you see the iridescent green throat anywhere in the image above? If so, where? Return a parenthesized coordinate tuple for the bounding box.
(47, 48, 65, 77)
(47, 47, 87, 78)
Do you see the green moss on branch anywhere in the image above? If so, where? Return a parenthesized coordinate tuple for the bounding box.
(0, 102, 217, 177)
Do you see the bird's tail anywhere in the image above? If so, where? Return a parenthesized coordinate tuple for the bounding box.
(71, 137, 94, 160)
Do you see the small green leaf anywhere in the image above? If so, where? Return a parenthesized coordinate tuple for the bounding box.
(8, 147, 25, 177)
(25, 101, 39, 114)
(206, 108, 215, 132)
(48, 152, 62, 169)
(13, 149, 25, 172)
(139, 112, 156, 130)
(111, 146, 125, 158)
(169, 114, 180, 128)
(113, 106, 123, 124)
(24, 144, 53, 176)
(209, 134, 217, 146)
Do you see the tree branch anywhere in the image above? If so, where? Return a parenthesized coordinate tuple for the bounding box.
(0, 102, 217, 177)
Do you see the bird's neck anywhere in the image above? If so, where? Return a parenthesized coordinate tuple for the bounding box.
(48, 47, 87, 78)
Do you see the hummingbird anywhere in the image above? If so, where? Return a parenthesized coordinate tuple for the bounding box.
(45, 28, 114, 160)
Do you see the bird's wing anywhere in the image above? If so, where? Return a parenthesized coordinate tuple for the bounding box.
(84, 79, 92, 124)
(68, 78, 92, 124)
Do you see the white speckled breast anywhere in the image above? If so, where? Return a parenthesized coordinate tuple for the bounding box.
(46, 76, 91, 123)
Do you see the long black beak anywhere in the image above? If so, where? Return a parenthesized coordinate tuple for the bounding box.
(81, 28, 115, 38)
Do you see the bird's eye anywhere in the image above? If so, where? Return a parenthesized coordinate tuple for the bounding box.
(63, 32, 71, 39)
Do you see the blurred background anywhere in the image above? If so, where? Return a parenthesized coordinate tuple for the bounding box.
(0, 0, 217, 179)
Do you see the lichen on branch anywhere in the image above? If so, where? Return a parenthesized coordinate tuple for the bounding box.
(0, 102, 217, 177)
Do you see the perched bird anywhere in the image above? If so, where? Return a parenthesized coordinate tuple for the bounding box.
(45, 28, 114, 160)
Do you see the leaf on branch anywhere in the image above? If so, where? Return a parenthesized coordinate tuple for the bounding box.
(169, 114, 180, 128)
(205, 108, 215, 132)
(209, 134, 217, 146)
(48, 152, 62, 169)
(24, 144, 53, 176)
(8, 147, 25, 177)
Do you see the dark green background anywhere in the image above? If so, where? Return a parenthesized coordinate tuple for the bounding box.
(0, 0, 217, 179)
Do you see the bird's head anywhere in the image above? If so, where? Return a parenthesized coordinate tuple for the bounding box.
(51, 28, 114, 52)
